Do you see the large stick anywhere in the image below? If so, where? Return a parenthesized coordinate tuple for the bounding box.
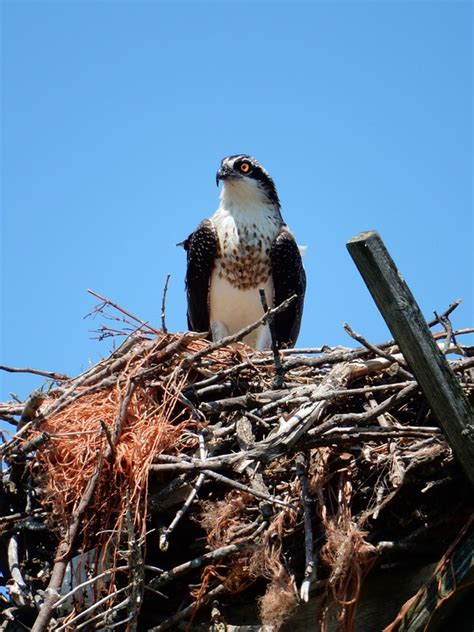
(346, 230, 474, 487)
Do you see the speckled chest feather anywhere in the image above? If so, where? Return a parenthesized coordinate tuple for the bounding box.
(211, 206, 281, 291)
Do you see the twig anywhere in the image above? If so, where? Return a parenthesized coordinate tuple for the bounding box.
(452, 356, 474, 371)
(183, 294, 297, 366)
(185, 361, 253, 393)
(201, 469, 294, 509)
(279, 346, 328, 354)
(161, 274, 171, 333)
(372, 479, 387, 520)
(54, 585, 129, 632)
(8, 535, 32, 606)
(110, 380, 136, 447)
(271, 362, 356, 451)
(437, 314, 455, 355)
(122, 494, 144, 631)
(281, 328, 474, 371)
(226, 518, 264, 542)
(75, 597, 131, 630)
(307, 425, 442, 445)
(427, 299, 461, 327)
(150, 541, 248, 589)
(159, 432, 208, 551)
(0, 422, 34, 457)
(0, 414, 18, 427)
(0, 365, 70, 381)
(150, 453, 234, 472)
(282, 345, 371, 370)
(159, 471, 205, 552)
(433, 327, 474, 341)
(53, 566, 127, 610)
(343, 322, 412, 379)
(310, 382, 419, 437)
(132, 333, 203, 382)
(199, 381, 414, 415)
(295, 453, 314, 602)
(149, 583, 225, 631)
(87, 288, 161, 335)
(0, 512, 27, 526)
(259, 289, 284, 388)
(15, 432, 50, 456)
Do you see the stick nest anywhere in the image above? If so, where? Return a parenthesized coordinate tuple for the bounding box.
(0, 305, 473, 631)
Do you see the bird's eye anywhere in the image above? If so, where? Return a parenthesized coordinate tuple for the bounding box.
(240, 162, 251, 173)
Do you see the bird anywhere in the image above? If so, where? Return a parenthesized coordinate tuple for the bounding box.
(182, 155, 306, 350)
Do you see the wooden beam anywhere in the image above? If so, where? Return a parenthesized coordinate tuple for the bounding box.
(346, 230, 474, 487)
(384, 520, 474, 631)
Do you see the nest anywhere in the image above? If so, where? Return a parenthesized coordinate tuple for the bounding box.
(0, 298, 473, 631)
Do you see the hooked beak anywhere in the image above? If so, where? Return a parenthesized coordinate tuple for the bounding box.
(216, 164, 235, 186)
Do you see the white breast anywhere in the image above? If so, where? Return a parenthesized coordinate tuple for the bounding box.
(208, 201, 280, 349)
(209, 273, 274, 348)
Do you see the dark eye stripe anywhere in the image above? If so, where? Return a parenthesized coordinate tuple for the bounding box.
(224, 155, 280, 207)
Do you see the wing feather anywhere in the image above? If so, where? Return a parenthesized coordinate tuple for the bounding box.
(184, 219, 219, 335)
(270, 228, 306, 348)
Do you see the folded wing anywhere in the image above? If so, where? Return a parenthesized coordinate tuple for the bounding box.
(184, 219, 218, 336)
(270, 228, 306, 348)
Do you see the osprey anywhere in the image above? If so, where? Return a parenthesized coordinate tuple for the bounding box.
(183, 155, 306, 350)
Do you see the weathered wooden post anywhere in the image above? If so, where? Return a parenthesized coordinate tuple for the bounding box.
(346, 230, 474, 487)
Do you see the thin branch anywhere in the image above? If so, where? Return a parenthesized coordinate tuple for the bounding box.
(295, 453, 314, 602)
(15, 432, 50, 456)
(54, 586, 129, 632)
(149, 583, 225, 631)
(8, 535, 32, 606)
(150, 541, 248, 589)
(150, 454, 234, 472)
(159, 431, 208, 551)
(259, 289, 284, 388)
(437, 314, 456, 355)
(122, 493, 144, 630)
(183, 294, 297, 366)
(427, 299, 461, 327)
(161, 274, 171, 333)
(110, 380, 136, 448)
(185, 361, 253, 393)
(81, 603, 132, 631)
(54, 566, 127, 610)
(87, 288, 161, 335)
(0, 365, 70, 381)
(75, 598, 131, 630)
(309, 425, 442, 444)
(200, 380, 415, 416)
(309, 382, 420, 438)
(201, 469, 295, 509)
(343, 322, 412, 379)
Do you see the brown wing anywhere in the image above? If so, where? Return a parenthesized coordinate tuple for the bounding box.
(183, 219, 219, 335)
(270, 227, 306, 348)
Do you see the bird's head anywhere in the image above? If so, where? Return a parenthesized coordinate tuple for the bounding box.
(216, 155, 280, 209)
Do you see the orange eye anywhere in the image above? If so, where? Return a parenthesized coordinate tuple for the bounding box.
(240, 162, 250, 173)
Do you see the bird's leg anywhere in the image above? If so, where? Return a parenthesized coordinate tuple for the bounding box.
(255, 325, 272, 351)
(210, 321, 229, 343)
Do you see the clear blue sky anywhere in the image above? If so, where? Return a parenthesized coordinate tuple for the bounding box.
(1, 1, 472, 414)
